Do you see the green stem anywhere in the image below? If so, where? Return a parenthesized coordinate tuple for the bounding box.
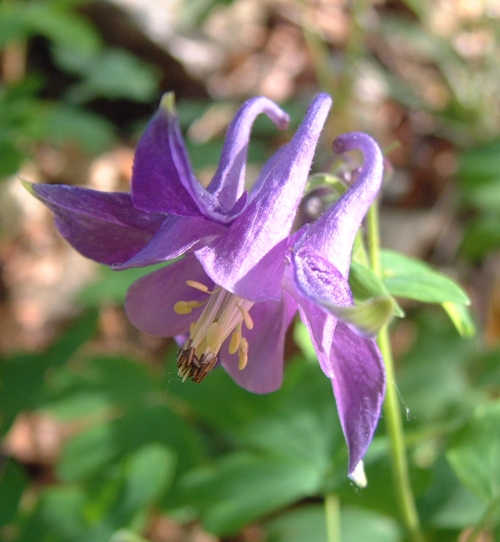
(325, 493, 341, 542)
(367, 203, 425, 542)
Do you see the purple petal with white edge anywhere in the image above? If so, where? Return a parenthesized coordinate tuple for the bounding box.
(207, 97, 289, 210)
(24, 181, 164, 265)
(294, 132, 383, 278)
(113, 214, 227, 270)
(125, 255, 213, 337)
(219, 291, 297, 393)
(131, 94, 205, 217)
(281, 265, 337, 378)
(330, 321, 385, 474)
(196, 93, 332, 298)
(296, 296, 337, 378)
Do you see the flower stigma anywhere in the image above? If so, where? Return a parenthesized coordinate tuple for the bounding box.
(174, 280, 255, 383)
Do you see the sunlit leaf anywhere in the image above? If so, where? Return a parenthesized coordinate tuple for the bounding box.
(442, 302, 476, 338)
(381, 249, 470, 305)
(319, 295, 396, 336)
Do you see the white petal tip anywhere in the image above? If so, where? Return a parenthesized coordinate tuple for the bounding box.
(348, 460, 368, 488)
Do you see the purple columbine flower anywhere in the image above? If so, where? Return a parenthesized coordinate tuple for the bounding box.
(24, 93, 385, 475)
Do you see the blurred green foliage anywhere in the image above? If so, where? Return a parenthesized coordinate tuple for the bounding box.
(0, 0, 160, 177)
(2, 0, 500, 541)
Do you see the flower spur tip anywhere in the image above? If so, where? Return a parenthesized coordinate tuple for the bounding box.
(160, 92, 176, 115)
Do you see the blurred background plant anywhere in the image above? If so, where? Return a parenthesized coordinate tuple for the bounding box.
(1, 0, 500, 541)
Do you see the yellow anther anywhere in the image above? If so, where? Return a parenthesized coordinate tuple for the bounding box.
(240, 306, 254, 330)
(175, 280, 255, 382)
(229, 331, 240, 354)
(238, 350, 248, 370)
(186, 280, 209, 293)
(174, 300, 204, 315)
(174, 301, 192, 315)
(238, 338, 249, 370)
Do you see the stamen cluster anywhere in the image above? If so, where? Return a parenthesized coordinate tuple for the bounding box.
(174, 280, 254, 382)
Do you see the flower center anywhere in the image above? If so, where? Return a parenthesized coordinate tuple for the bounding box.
(174, 280, 254, 383)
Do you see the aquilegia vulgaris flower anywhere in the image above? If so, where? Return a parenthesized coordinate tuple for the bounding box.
(24, 92, 385, 476)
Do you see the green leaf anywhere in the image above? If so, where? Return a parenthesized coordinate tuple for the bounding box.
(397, 311, 475, 424)
(166, 358, 342, 464)
(0, 139, 25, 177)
(461, 215, 500, 261)
(349, 262, 404, 316)
(42, 355, 159, 420)
(349, 262, 389, 301)
(293, 321, 317, 361)
(110, 531, 150, 542)
(265, 505, 328, 542)
(57, 405, 203, 482)
(121, 444, 176, 514)
(0, 310, 98, 434)
(442, 302, 476, 338)
(319, 296, 397, 336)
(447, 402, 500, 503)
(459, 140, 500, 185)
(340, 507, 403, 542)
(79, 263, 168, 306)
(24, 2, 101, 55)
(38, 486, 88, 541)
(381, 249, 470, 305)
(180, 452, 322, 536)
(42, 104, 115, 153)
(55, 48, 160, 103)
(264, 504, 403, 542)
(0, 2, 101, 54)
(431, 485, 489, 529)
(0, 459, 28, 527)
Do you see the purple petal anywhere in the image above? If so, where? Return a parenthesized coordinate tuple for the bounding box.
(196, 94, 332, 298)
(25, 181, 164, 265)
(113, 214, 227, 270)
(294, 132, 384, 278)
(295, 296, 337, 378)
(207, 97, 289, 210)
(125, 256, 213, 336)
(219, 291, 297, 393)
(330, 322, 385, 475)
(291, 244, 353, 308)
(291, 244, 385, 338)
(131, 94, 203, 216)
(281, 265, 337, 377)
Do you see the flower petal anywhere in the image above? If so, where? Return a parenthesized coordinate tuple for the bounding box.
(125, 256, 213, 336)
(24, 181, 164, 265)
(291, 244, 353, 307)
(281, 265, 337, 377)
(196, 93, 332, 298)
(294, 132, 384, 278)
(291, 244, 391, 336)
(219, 290, 297, 393)
(113, 214, 227, 270)
(295, 296, 337, 378)
(207, 97, 289, 211)
(329, 322, 385, 475)
(131, 94, 203, 216)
